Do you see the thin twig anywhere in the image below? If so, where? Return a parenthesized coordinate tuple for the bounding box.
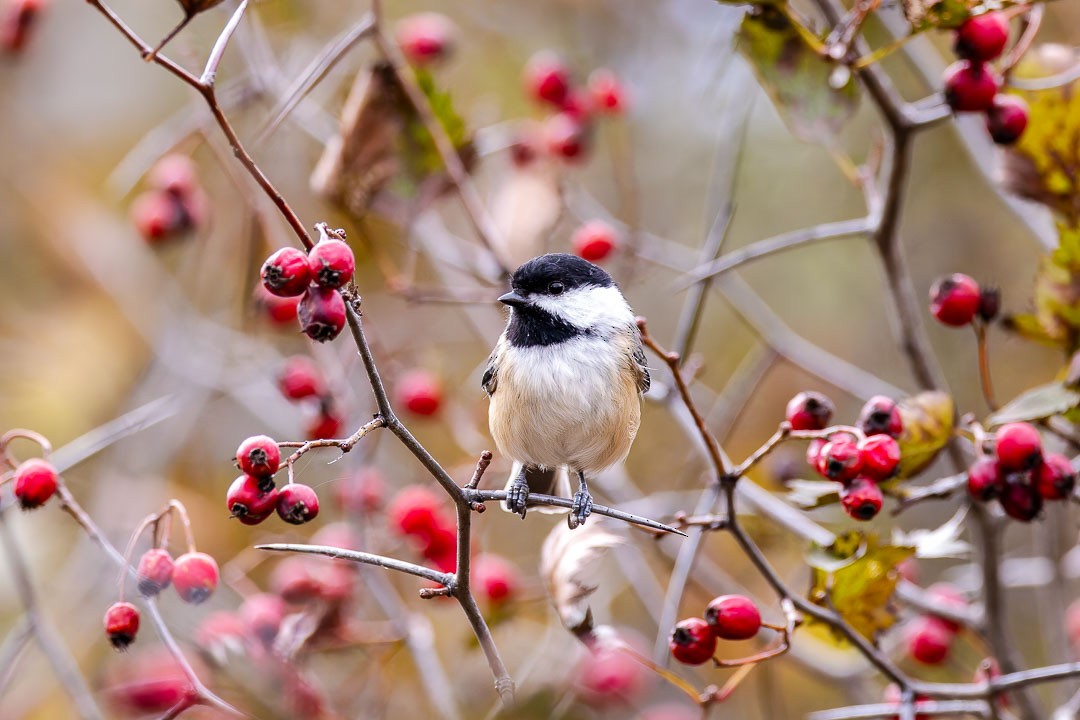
(200, 0, 249, 86)
(255, 543, 452, 585)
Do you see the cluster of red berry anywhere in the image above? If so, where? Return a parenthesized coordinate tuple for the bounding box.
(0, 0, 43, 55)
(928, 272, 998, 327)
(228, 434, 320, 526)
(668, 594, 762, 665)
(942, 13, 1028, 145)
(967, 422, 1075, 521)
(790, 391, 903, 521)
(904, 583, 969, 665)
(276, 355, 344, 440)
(260, 229, 356, 343)
(130, 155, 208, 244)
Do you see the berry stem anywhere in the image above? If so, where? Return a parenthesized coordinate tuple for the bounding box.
(1000, 4, 1044, 78)
(118, 512, 159, 601)
(0, 428, 53, 469)
(167, 499, 197, 555)
(973, 322, 999, 411)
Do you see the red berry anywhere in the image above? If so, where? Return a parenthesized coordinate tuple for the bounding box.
(473, 554, 519, 605)
(236, 435, 280, 479)
(943, 61, 1000, 113)
(226, 474, 278, 524)
(397, 369, 442, 417)
(1036, 453, 1075, 500)
(994, 422, 1042, 471)
(999, 475, 1042, 521)
(669, 617, 717, 664)
(907, 615, 954, 665)
(270, 558, 324, 603)
(277, 483, 320, 525)
(278, 355, 325, 400)
(308, 239, 355, 290)
(239, 592, 286, 646)
(335, 468, 385, 515)
(254, 284, 301, 324)
(558, 89, 594, 122)
(587, 68, 626, 115)
(926, 583, 967, 633)
(388, 486, 450, 538)
(576, 635, 651, 705)
(104, 601, 140, 651)
(954, 12, 1010, 62)
(571, 220, 619, 262)
(0, 0, 44, 55)
(262, 247, 312, 297)
(840, 477, 883, 521)
(13, 457, 58, 510)
(130, 190, 188, 244)
(806, 438, 827, 469)
(149, 154, 199, 199)
(967, 456, 1003, 501)
(786, 391, 835, 431)
(172, 552, 219, 604)
(858, 435, 901, 481)
(704, 594, 762, 640)
(298, 286, 347, 342)
(136, 549, 175, 597)
(818, 435, 863, 482)
(305, 409, 343, 440)
(395, 12, 456, 66)
(509, 131, 540, 167)
(544, 112, 591, 162)
(421, 524, 457, 562)
(929, 273, 981, 326)
(858, 395, 903, 438)
(524, 50, 571, 106)
(986, 94, 1029, 145)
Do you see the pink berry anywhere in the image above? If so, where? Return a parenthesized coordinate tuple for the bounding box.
(858, 435, 901, 481)
(278, 356, 324, 400)
(930, 273, 981, 326)
(999, 476, 1042, 521)
(277, 483, 320, 525)
(136, 549, 175, 597)
(994, 422, 1042, 471)
(524, 50, 570, 106)
(587, 68, 626, 115)
(576, 636, 651, 705)
(986, 94, 1029, 145)
(262, 247, 312, 297)
(858, 395, 904, 438)
(785, 391, 835, 431)
(254, 284, 301, 325)
(926, 583, 967, 633)
(226, 474, 279, 525)
(130, 191, 188, 244)
(235, 435, 280, 479)
(840, 477, 883, 521)
(571, 220, 619, 262)
(395, 12, 456, 66)
(397, 369, 442, 417)
(954, 12, 1010, 63)
(388, 486, 450, 539)
(805, 438, 827, 470)
(818, 435, 863, 482)
(308, 239, 355, 290)
(558, 89, 593, 122)
(104, 601, 140, 651)
(544, 112, 591, 162)
(172, 552, 219, 604)
(239, 593, 286, 646)
(13, 457, 58, 510)
(298, 286, 347, 343)
(669, 617, 717, 665)
(704, 594, 762, 640)
(473, 554, 520, 605)
(1067, 599, 1080, 648)
(943, 61, 1000, 113)
(967, 456, 1003, 501)
(149, 154, 199, 199)
(1036, 453, 1075, 500)
(305, 410, 343, 440)
(907, 615, 954, 665)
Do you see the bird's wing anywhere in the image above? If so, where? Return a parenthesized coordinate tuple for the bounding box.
(481, 351, 498, 396)
(631, 328, 651, 395)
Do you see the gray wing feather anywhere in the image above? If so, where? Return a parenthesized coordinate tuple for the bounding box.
(632, 335, 651, 395)
(481, 353, 498, 396)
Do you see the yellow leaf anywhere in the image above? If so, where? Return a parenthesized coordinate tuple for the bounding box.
(895, 391, 954, 479)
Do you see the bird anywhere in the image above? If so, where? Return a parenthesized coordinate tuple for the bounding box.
(482, 253, 650, 529)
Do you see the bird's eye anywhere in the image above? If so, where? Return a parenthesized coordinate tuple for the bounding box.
(548, 282, 565, 295)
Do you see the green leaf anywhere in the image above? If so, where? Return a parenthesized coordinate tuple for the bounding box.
(895, 391, 955, 479)
(806, 533, 914, 643)
(398, 67, 471, 181)
(736, 7, 859, 144)
(986, 381, 1080, 427)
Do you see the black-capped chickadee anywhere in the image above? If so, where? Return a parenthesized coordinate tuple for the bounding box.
(482, 253, 650, 529)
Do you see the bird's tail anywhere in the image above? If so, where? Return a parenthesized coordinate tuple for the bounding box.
(502, 462, 572, 514)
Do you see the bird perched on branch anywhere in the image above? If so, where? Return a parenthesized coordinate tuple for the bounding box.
(483, 253, 650, 529)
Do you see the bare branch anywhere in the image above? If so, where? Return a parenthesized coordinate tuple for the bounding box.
(255, 543, 452, 585)
(200, 0, 250, 87)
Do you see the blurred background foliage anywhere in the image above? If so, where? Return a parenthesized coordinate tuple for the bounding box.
(1, 0, 1079, 717)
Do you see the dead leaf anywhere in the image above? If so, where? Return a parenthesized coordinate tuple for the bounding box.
(540, 518, 625, 636)
(893, 507, 971, 559)
(896, 391, 955, 479)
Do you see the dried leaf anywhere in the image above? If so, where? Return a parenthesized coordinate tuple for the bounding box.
(540, 518, 625, 636)
(785, 478, 841, 509)
(736, 6, 859, 144)
(896, 391, 955, 479)
(893, 507, 971, 559)
(806, 532, 914, 643)
(986, 381, 1080, 426)
(806, 530, 867, 573)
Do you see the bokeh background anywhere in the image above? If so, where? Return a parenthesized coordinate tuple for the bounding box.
(1, 0, 1079, 717)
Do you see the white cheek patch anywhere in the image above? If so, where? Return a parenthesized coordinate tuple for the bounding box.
(530, 285, 633, 331)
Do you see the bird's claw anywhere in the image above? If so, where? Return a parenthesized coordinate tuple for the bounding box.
(507, 480, 529, 519)
(568, 488, 593, 529)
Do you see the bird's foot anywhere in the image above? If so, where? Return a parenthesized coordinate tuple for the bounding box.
(506, 476, 529, 519)
(568, 487, 593, 529)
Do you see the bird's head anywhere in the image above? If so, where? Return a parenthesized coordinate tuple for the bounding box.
(499, 253, 631, 334)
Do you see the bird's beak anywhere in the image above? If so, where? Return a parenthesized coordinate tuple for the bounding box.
(498, 290, 528, 308)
